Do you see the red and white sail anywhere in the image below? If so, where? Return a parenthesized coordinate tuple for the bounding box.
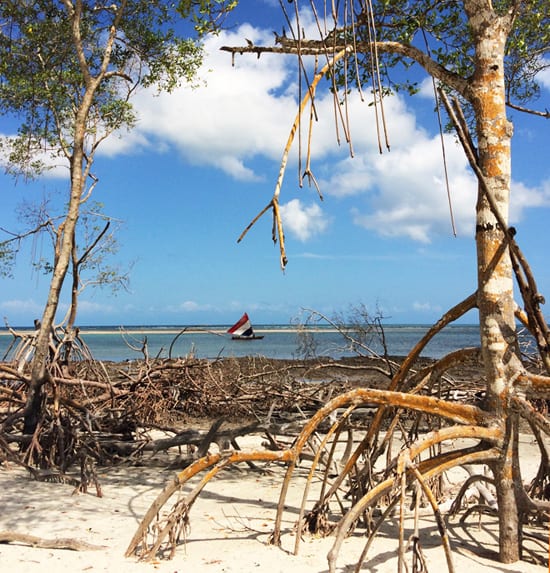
(227, 313, 254, 338)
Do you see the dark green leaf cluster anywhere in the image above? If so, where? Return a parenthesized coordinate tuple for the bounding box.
(0, 1, 236, 176)
(504, 1, 550, 106)
(347, 0, 472, 95)
(330, 0, 548, 110)
(0, 241, 16, 278)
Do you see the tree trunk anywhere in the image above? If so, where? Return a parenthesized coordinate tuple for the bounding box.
(467, 3, 522, 563)
(24, 173, 82, 434)
(23, 0, 109, 437)
(24, 97, 92, 434)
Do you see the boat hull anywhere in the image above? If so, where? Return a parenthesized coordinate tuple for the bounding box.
(228, 313, 264, 340)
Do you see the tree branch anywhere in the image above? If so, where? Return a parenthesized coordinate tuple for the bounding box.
(0, 531, 106, 551)
(506, 100, 550, 119)
(221, 39, 469, 98)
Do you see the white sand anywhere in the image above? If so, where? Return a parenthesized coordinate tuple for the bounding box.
(1, 434, 548, 573)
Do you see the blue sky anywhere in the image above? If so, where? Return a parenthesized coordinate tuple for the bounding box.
(1, 1, 549, 327)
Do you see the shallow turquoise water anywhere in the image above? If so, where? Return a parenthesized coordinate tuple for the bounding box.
(0, 324, 484, 362)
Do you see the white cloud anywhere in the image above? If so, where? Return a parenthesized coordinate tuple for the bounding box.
(343, 133, 478, 242)
(88, 15, 550, 243)
(116, 21, 483, 244)
(217, 155, 260, 181)
(98, 129, 152, 157)
(0, 298, 44, 315)
(279, 199, 329, 241)
(510, 179, 550, 218)
(77, 300, 116, 314)
(413, 301, 442, 313)
(177, 300, 216, 312)
(418, 76, 437, 98)
(121, 24, 298, 181)
(122, 26, 550, 243)
(180, 300, 201, 311)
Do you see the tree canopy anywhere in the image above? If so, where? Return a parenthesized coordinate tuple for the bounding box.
(0, 0, 236, 178)
(355, 0, 549, 109)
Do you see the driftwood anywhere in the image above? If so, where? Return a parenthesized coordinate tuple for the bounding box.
(0, 530, 106, 551)
(0, 350, 399, 472)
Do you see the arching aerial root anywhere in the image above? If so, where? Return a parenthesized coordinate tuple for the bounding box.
(125, 448, 293, 560)
(126, 386, 505, 569)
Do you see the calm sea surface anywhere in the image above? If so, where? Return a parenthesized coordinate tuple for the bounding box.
(0, 324, 484, 362)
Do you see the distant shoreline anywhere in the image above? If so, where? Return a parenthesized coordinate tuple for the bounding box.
(1, 324, 485, 361)
(0, 323, 481, 337)
(0, 326, 343, 336)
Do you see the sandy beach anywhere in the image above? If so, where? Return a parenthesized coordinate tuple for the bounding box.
(1, 432, 548, 573)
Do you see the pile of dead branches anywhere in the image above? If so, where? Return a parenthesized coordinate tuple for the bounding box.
(0, 346, 494, 483)
(0, 352, 383, 475)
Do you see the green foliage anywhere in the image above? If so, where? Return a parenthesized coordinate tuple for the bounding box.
(350, 0, 471, 92)
(0, 0, 236, 296)
(504, 1, 550, 104)
(0, 0, 237, 177)
(177, 0, 238, 36)
(346, 0, 549, 108)
(0, 241, 16, 278)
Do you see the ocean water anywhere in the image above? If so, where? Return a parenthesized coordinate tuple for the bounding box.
(0, 323, 484, 362)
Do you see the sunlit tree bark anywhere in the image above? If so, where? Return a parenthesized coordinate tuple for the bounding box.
(218, 0, 550, 565)
(465, 2, 523, 560)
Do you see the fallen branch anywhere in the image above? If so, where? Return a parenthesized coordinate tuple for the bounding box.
(0, 530, 106, 551)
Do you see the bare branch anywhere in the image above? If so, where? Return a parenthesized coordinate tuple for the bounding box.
(506, 100, 550, 119)
(220, 39, 470, 98)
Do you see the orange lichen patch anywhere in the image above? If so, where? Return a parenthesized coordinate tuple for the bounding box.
(517, 372, 550, 394)
(476, 234, 510, 275)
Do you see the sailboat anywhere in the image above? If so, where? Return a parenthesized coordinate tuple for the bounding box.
(227, 313, 264, 340)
